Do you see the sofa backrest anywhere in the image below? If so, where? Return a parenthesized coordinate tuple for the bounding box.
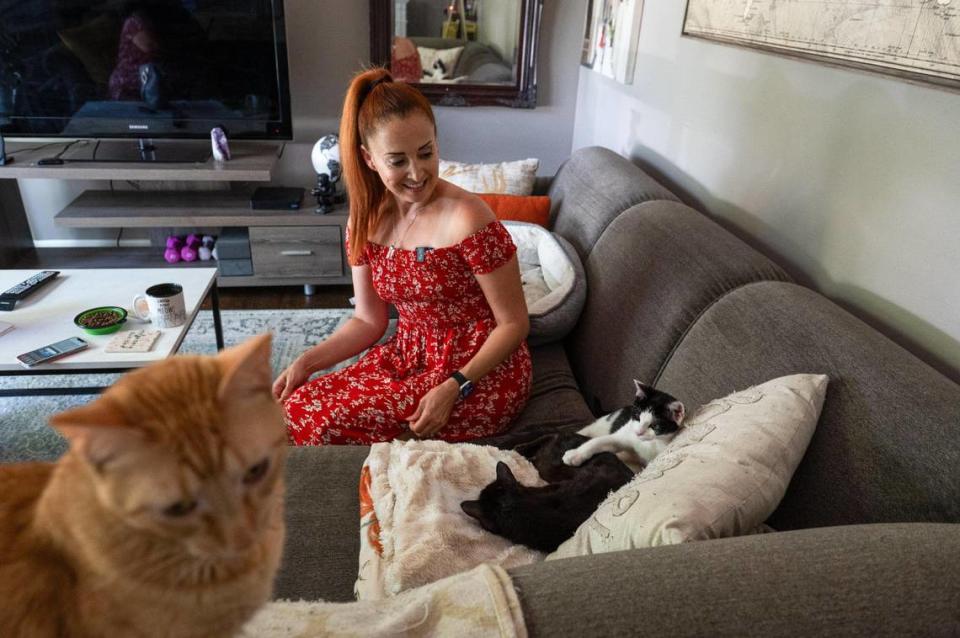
(547, 146, 678, 259)
(551, 147, 960, 528)
(656, 282, 960, 528)
(566, 200, 791, 414)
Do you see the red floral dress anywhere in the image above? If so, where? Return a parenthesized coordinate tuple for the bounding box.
(285, 220, 532, 445)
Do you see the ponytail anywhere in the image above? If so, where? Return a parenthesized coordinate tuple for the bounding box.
(340, 67, 436, 265)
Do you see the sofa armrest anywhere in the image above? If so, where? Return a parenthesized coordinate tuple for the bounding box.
(274, 446, 370, 602)
(509, 523, 960, 637)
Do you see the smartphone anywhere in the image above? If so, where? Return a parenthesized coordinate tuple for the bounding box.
(18, 336, 89, 367)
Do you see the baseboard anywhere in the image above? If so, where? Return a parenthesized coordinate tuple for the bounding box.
(33, 238, 153, 248)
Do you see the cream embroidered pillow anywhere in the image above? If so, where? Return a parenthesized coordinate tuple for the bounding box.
(417, 46, 464, 79)
(547, 373, 829, 559)
(440, 158, 539, 195)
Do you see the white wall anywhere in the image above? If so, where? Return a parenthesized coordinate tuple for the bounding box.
(19, 0, 584, 244)
(573, 2, 960, 380)
(479, 0, 520, 64)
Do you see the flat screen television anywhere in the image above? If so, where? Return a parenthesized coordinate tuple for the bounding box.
(0, 0, 292, 162)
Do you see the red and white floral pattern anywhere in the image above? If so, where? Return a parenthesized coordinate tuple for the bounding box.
(285, 221, 532, 445)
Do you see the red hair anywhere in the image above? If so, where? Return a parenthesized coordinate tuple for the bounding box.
(340, 68, 436, 265)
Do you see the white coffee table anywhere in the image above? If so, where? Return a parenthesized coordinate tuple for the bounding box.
(0, 268, 222, 396)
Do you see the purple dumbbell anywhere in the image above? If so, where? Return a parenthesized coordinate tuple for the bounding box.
(164, 235, 183, 263)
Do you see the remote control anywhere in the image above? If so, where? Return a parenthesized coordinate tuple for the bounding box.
(0, 271, 60, 311)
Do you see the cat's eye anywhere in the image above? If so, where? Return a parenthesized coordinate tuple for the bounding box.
(163, 499, 198, 518)
(244, 458, 270, 485)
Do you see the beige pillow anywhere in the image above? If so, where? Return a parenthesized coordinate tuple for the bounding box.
(440, 158, 540, 195)
(417, 46, 464, 79)
(548, 373, 829, 559)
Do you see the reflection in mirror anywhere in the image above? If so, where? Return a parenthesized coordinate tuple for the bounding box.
(393, 1, 520, 85)
(371, 0, 543, 108)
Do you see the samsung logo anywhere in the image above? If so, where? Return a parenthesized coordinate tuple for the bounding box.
(128, 124, 150, 130)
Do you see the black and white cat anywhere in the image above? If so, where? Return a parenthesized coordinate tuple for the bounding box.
(562, 381, 685, 470)
(461, 383, 685, 552)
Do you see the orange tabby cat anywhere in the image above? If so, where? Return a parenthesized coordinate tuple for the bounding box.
(0, 333, 286, 637)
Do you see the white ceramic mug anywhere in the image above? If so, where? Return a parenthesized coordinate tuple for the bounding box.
(132, 283, 186, 329)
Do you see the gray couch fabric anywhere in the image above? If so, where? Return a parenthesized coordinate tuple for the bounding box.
(510, 523, 960, 637)
(275, 446, 367, 602)
(567, 200, 791, 414)
(655, 281, 960, 529)
(547, 146, 679, 259)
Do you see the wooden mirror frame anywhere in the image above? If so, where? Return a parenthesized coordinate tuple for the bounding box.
(370, 0, 543, 108)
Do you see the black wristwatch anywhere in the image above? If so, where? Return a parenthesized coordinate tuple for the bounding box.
(450, 371, 474, 400)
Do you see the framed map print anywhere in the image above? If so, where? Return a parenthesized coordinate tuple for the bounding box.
(682, 0, 960, 92)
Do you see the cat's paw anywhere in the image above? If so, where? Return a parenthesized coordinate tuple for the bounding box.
(562, 450, 585, 467)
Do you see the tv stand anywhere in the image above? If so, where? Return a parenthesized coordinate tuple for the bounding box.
(0, 140, 275, 180)
(71, 139, 212, 163)
(0, 142, 353, 290)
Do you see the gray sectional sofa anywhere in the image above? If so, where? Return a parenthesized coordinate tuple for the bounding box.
(277, 147, 960, 635)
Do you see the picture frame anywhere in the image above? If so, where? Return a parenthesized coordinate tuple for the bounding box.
(580, 0, 644, 84)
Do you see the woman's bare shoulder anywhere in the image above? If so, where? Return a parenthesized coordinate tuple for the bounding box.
(436, 181, 496, 244)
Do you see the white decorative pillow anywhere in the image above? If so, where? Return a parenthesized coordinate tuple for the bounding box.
(417, 46, 464, 79)
(547, 373, 829, 559)
(440, 158, 539, 195)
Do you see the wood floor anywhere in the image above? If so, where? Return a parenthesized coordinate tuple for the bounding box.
(13, 247, 355, 310)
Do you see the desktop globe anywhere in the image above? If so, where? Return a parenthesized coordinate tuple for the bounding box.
(310, 134, 344, 214)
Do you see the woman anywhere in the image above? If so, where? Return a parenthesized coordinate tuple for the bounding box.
(274, 68, 532, 445)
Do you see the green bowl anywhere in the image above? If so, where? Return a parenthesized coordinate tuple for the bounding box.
(74, 306, 128, 335)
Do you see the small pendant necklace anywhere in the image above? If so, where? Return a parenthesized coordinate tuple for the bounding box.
(387, 210, 421, 260)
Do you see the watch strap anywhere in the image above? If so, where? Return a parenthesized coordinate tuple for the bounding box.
(450, 370, 473, 400)
(451, 370, 470, 388)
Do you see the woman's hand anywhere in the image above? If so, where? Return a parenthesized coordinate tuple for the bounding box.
(272, 356, 313, 403)
(406, 379, 460, 438)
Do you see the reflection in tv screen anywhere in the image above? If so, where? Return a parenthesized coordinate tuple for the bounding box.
(0, 0, 292, 140)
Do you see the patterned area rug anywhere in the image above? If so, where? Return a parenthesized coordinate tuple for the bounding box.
(0, 309, 351, 464)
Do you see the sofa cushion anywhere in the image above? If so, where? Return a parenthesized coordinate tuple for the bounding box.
(567, 200, 790, 416)
(547, 146, 679, 259)
(478, 194, 551, 226)
(440, 158, 539, 195)
(274, 445, 369, 602)
(474, 343, 594, 449)
(655, 281, 960, 529)
(548, 374, 827, 559)
(512, 523, 960, 637)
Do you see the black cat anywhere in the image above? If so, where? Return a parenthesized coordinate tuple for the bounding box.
(461, 433, 633, 553)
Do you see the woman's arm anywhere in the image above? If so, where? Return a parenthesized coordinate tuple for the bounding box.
(273, 263, 389, 401)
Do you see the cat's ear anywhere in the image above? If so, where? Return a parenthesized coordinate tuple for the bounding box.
(49, 401, 144, 470)
(461, 500, 497, 532)
(495, 461, 517, 485)
(669, 401, 686, 425)
(217, 333, 273, 401)
(461, 500, 484, 521)
(633, 379, 648, 399)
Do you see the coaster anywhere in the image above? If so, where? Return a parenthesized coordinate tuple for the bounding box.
(104, 329, 162, 353)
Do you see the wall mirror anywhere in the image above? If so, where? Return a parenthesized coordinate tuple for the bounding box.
(370, 0, 543, 108)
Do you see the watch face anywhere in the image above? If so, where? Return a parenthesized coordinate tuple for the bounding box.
(460, 381, 475, 399)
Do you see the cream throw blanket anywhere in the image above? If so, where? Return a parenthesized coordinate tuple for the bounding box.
(242, 564, 527, 637)
(355, 440, 546, 600)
